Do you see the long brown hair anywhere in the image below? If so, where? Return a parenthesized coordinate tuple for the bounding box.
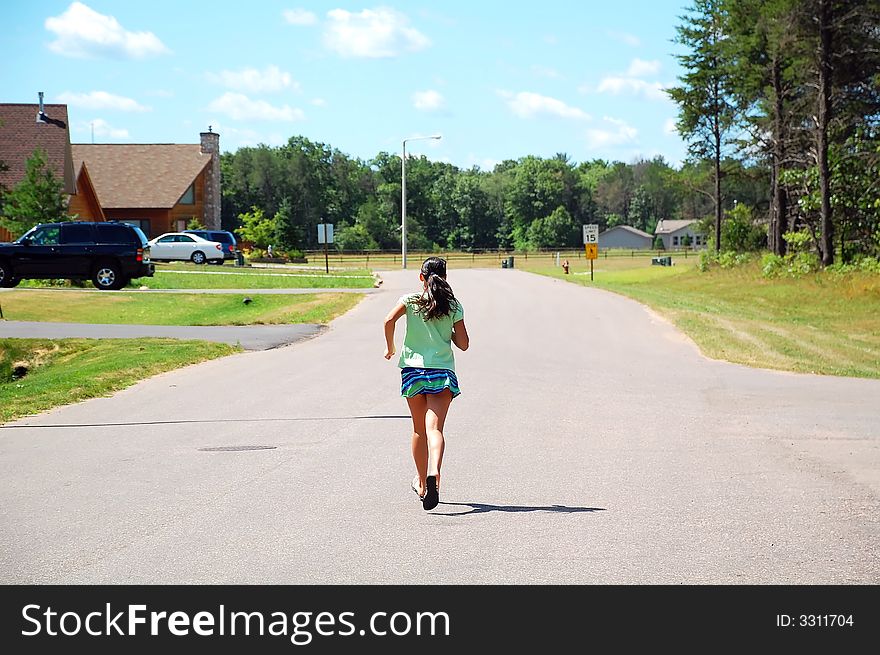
(414, 257, 458, 320)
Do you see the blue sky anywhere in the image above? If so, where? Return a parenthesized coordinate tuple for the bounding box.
(2, 1, 691, 169)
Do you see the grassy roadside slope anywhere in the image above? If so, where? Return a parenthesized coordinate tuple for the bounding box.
(0, 338, 239, 424)
(0, 290, 363, 325)
(527, 258, 880, 379)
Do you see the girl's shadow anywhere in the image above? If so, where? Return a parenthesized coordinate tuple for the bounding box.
(433, 502, 605, 516)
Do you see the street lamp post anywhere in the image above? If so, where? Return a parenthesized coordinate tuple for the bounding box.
(402, 134, 441, 269)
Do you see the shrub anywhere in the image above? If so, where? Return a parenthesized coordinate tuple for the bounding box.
(761, 253, 785, 278)
(697, 250, 716, 272)
(699, 250, 756, 272)
(721, 204, 767, 252)
(826, 256, 880, 275)
(761, 230, 821, 278)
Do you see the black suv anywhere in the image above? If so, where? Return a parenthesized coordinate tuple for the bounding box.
(183, 229, 237, 263)
(0, 221, 154, 290)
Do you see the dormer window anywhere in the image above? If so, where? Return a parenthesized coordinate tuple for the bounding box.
(180, 183, 194, 205)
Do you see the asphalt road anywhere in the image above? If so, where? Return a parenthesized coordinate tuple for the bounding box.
(0, 320, 325, 351)
(1, 268, 878, 583)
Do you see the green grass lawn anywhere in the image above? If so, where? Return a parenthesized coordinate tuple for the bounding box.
(0, 338, 238, 424)
(296, 248, 685, 271)
(526, 256, 880, 379)
(134, 262, 377, 289)
(0, 290, 363, 325)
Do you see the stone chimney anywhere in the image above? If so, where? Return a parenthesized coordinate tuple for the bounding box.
(200, 127, 221, 230)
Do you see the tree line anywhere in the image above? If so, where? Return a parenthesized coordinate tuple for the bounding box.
(2, 1, 877, 266)
(670, 0, 880, 264)
(221, 140, 769, 256)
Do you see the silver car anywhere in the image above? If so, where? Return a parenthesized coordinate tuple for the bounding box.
(147, 232, 225, 264)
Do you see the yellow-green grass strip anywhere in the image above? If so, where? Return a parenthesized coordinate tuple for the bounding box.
(529, 258, 880, 379)
(0, 338, 239, 424)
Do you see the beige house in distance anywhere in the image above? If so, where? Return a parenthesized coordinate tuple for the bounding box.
(598, 225, 654, 250)
(654, 219, 707, 249)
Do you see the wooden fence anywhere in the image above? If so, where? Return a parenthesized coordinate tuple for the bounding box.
(300, 247, 703, 266)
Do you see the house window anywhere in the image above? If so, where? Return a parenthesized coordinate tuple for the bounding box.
(179, 183, 195, 205)
(673, 236, 679, 246)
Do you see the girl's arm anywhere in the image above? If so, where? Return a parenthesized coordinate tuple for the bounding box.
(452, 319, 469, 351)
(383, 302, 406, 359)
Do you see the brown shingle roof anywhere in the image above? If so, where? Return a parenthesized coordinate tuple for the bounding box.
(71, 144, 211, 209)
(0, 103, 76, 194)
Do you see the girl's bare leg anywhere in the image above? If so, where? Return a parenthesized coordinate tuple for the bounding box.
(425, 389, 453, 492)
(406, 394, 428, 497)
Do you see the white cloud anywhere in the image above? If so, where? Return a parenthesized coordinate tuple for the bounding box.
(501, 91, 590, 120)
(208, 93, 305, 121)
(311, 98, 327, 107)
(607, 30, 640, 47)
(45, 2, 169, 59)
(593, 58, 669, 101)
(664, 117, 678, 135)
(283, 8, 318, 25)
(586, 117, 638, 148)
(323, 7, 430, 58)
(626, 58, 661, 77)
(596, 76, 668, 101)
(412, 89, 444, 111)
(145, 89, 173, 98)
(208, 66, 299, 93)
(57, 90, 150, 112)
(82, 118, 129, 140)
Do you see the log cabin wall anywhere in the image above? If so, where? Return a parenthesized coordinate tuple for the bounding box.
(169, 168, 207, 232)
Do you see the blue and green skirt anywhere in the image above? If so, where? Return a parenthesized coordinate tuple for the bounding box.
(400, 367, 461, 399)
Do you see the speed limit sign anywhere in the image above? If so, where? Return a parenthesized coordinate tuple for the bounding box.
(583, 224, 598, 244)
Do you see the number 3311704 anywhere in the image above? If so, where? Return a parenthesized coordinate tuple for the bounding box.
(777, 614, 854, 627)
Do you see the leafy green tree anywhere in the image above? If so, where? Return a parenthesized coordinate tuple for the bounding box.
(724, 0, 805, 255)
(336, 223, 379, 251)
(0, 148, 68, 235)
(235, 206, 274, 249)
(594, 162, 634, 227)
(452, 171, 495, 249)
(272, 197, 304, 252)
(721, 203, 767, 252)
(668, 0, 739, 252)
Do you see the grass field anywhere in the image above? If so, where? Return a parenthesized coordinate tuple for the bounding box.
(16, 263, 377, 290)
(135, 262, 376, 289)
(0, 290, 364, 325)
(0, 338, 238, 423)
(528, 256, 880, 379)
(299, 248, 690, 271)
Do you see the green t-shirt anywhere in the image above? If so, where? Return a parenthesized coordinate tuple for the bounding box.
(397, 292, 465, 371)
